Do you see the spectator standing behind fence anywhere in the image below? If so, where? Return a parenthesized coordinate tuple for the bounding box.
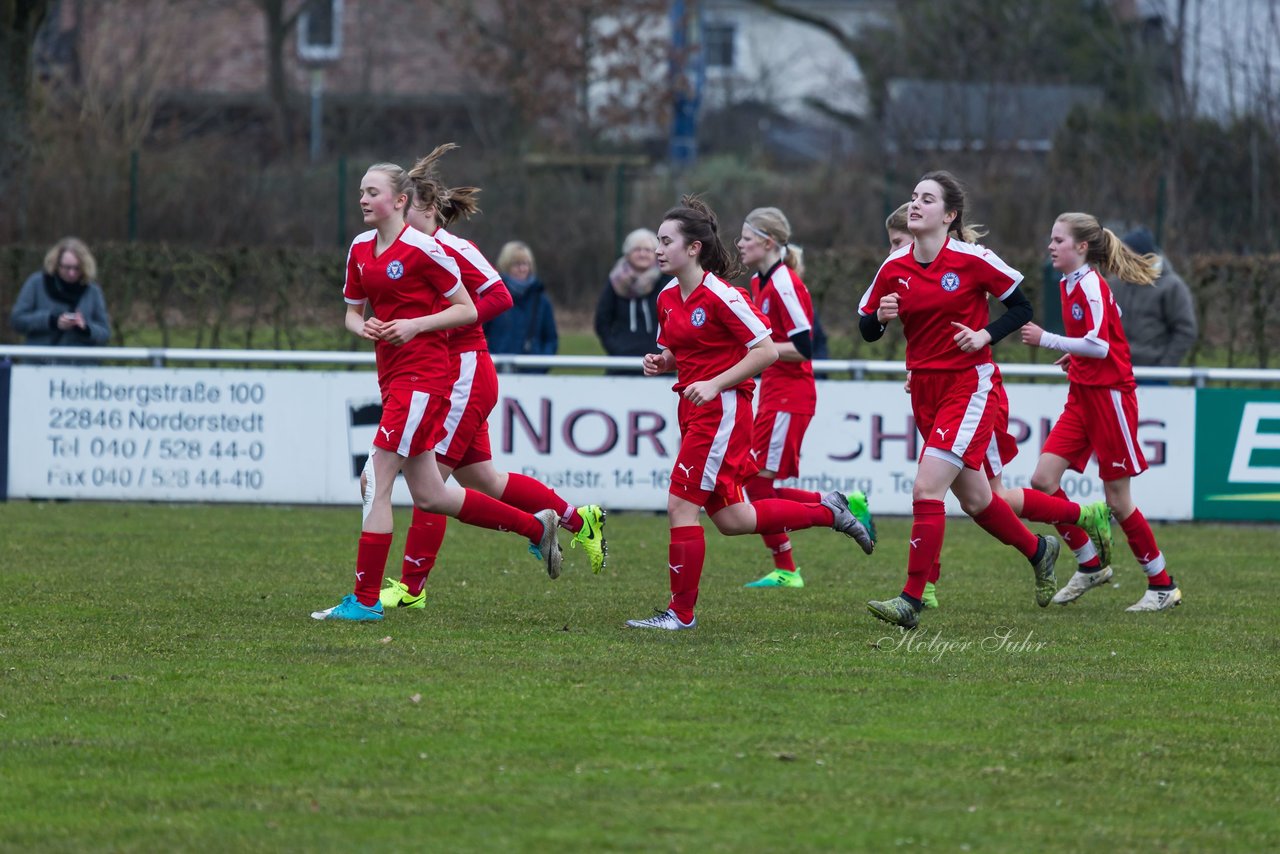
(484, 241, 558, 370)
(11, 237, 112, 347)
(594, 228, 662, 370)
(1112, 228, 1198, 370)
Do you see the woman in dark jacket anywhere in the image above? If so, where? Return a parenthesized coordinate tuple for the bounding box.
(594, 228, 662, 369)
(483, 241, 558, 370)
(11, 237, 112, 347)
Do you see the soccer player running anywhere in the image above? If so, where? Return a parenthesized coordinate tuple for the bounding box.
(1020, 212, 1182, 612)
(626, 196, 873, 631)
(858, 171, 1061, 629)
(372, 146, 606, 611)
(736, 206, 875, 589)
(885, 203, 1112, 612)
(312, 162, 563, 622)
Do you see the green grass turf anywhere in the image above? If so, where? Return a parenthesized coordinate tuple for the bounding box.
(1, 503, 1277, 852)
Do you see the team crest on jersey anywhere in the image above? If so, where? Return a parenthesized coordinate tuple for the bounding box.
(690, 307, 707, 327)
(940, 271, 960, 292)
(761, 297, 771, 314)
(386, 260, 405, 280)
(1071, 303, 1084, 320)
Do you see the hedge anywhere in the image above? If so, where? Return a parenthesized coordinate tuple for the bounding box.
(2, 243, 1275, 368)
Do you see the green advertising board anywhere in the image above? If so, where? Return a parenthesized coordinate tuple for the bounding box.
(1195, 388, 1280, 521)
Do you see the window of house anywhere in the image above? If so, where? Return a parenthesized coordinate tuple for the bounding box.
(704, 22, 736, 69)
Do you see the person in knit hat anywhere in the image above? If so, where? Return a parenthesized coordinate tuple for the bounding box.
(1114, 227, 1198, 369)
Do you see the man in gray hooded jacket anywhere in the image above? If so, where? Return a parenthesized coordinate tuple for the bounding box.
(1114, 228, 1197, 367)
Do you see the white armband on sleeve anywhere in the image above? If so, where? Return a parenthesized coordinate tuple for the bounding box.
(1038, 332, 1110, 359)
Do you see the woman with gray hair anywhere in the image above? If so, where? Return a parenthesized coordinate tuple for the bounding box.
(11, 237, 112, 347)
(593, 228, 663, 368)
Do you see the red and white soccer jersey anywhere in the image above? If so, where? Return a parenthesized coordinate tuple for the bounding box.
(1058, 265, 1135, 389)
(750, 262, 816, 415)
(428, 227, 508, 470)
(655, 272, 771, 394)
(1044, 265, 1146, 479)
(657, 272, 771, 506)
(343, 224, 462, 396)
(432, 226, 506, 355)
(858, 238, 1023, 371)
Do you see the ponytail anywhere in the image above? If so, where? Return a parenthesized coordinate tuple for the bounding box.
(1056, 213, 1159, 286)
(407, 143, 458, 219)
(436, 185, 482, 227)
(662, 194, 743, 279)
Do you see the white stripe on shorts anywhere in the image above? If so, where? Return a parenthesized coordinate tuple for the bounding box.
(434, 351, 477, 457)
(766, 411, 792, 472)
(1110, 388, 1144, 473)
(399, 390, 431, 457)
(952, 362, 995, 458)
(984, 431, 1004, 478)
(702, 390, 738, 492)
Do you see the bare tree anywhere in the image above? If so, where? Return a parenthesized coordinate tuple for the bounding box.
(0, 0, 51, 235)
(253, 0, 308, 155)
(437, 0, 670, 151)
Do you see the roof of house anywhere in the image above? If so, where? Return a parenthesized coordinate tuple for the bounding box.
(885, 79, 1103, 152)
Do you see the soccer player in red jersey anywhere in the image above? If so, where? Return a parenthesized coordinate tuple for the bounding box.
(372, 145, 607, 611)
(312, 162, 563, 622)
(1020, 212, 1182, 612)
(735, 206, 875, 589)
(625, 197, 873, 631)
(858, 171, 1061, 629)
(887, 203, 1112, 611)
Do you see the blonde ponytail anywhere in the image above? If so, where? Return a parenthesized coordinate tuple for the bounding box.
(1057, 213, 1159, 286)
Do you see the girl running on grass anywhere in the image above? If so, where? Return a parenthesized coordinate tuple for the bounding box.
(312, 162, 562, 622)
(373, 145, 606, 612)
(885, 202, 1111, 613)
(626, 196, 872, 631)
(1020, 212, 1182, 612)
(736, 206, 875, 590)
(858, 170, 1062, 629)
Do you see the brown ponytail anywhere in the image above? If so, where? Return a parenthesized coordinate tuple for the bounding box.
(661, 194, 743, 278)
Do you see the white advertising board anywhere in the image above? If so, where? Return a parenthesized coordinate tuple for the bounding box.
(6, 366, 1196, 519)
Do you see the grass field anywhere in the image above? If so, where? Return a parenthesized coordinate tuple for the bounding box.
(1, 502, 1277, 852)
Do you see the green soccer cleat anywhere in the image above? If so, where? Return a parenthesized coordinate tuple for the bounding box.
(921, 582, 939, 609)
(310, 593, 384, 622)
(846, 489, 877, 543)
(867, 595, 920, 629)
(1077, 501, 1113, 569)
(744, 569, 805, 588)
(1031, 535, 1060, 607)
(570, 504, 608, 574)
(380, 579, 426, 609)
